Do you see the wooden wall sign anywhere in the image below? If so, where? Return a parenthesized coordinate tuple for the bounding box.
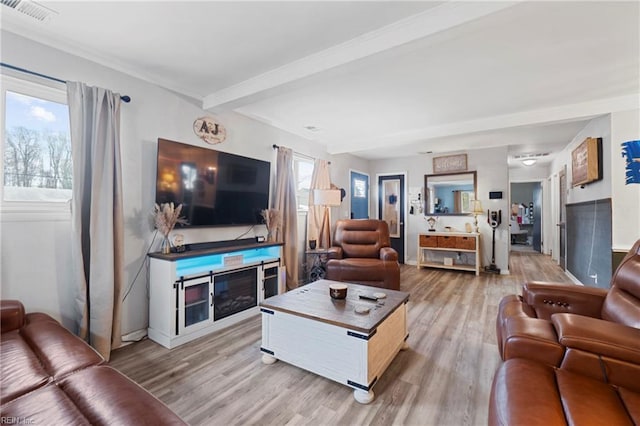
(193, 116, 226, 145)
(571, 137, 602, 187)
(433, 154, 467, 174)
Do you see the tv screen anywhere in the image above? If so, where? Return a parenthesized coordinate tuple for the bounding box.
(155, 138, 271, 227)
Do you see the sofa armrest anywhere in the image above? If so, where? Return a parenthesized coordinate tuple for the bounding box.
(552, 313, 640, 365)
(1, 300, 25, 333)
(379, 247, 398, 261)
(327, 246, 343, 260)
(522, 281, 607, 320)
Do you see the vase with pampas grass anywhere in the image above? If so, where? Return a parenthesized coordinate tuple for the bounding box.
(260, 209, 281, 242)
(154, 203, 188, 254)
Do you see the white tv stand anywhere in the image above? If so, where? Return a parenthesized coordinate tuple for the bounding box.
(148, 240, 284, 349)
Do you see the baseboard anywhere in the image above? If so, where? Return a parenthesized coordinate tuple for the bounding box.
(405, 260, 417, 266)
(121, 329, 147, 345)
(564, 270, 584, 285)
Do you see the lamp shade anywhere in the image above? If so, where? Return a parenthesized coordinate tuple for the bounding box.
(472, 200, 484, 214)
(313, 189, 341, 206)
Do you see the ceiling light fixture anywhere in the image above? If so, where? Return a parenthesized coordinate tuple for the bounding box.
(522, 158, 537, 166)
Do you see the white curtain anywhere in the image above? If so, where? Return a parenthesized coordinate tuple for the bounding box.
(273, 146, 299, 290)
(67, 82, 124, 360)
(307, 159, 332, 248)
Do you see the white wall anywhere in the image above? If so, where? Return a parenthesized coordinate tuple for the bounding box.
(610, 109, 640, 251)
(550, 115, 612, 204)
(0, 31, 329, 335)
(509, 164, 550, 182)
(370, 147, 510, 273)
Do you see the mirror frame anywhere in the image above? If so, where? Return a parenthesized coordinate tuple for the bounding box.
(424, 171, 477, 216)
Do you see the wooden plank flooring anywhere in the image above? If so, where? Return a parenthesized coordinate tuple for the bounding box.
(110, 251, 571, 425)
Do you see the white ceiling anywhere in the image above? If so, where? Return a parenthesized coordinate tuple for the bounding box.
(2, 1, 638, 164)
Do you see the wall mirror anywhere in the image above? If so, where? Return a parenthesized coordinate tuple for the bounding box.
(424, 171, 477, 215)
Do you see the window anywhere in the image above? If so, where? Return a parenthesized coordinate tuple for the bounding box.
(293, 156, 314, 211)
(1, 75, 72, 208)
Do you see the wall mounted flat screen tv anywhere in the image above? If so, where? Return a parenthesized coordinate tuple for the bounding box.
(155, 138, 270, 227)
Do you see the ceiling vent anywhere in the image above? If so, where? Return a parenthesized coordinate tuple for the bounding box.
(1, 0, 57, 22)
(513, 152, 550, 160)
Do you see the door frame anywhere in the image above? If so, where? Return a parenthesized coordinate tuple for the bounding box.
(349, 169, 370, 219)
(375, 171, 408, 264)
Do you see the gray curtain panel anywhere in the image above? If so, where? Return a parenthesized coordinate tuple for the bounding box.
(67, 81, 124, 360)
(273, 146, 299, 290)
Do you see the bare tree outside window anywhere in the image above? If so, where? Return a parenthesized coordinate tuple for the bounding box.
(3, 90, 72, 202)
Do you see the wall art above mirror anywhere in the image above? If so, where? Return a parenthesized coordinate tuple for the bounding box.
(424, 171, 477, 216)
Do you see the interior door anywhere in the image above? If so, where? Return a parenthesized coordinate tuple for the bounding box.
(350, 170, 369, 219)
(558, 168, 567, 270)
(532, 183, 542, 252)
(378, 174, 405, 263)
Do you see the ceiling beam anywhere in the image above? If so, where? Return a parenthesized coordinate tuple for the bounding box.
(325, 94, 640, 155)
(202, 1, 521, 111)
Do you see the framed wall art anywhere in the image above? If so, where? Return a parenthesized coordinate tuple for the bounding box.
(571, 137, 602, 187)
(433, 154, 467, 174)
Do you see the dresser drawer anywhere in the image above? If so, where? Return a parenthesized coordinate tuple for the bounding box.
(437, 236, 457, 248)
(419, 234, 438, 247)
(456, 236, 476, 250)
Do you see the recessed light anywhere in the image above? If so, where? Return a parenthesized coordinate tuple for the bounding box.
(522, 159, 537, 166)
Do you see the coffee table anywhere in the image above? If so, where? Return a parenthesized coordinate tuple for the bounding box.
(260, 279, 409, 404)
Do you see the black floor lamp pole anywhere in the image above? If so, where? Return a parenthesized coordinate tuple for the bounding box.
(485, 226, 501, 274)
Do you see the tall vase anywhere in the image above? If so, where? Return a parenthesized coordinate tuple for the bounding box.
(161, 235, 171, 254)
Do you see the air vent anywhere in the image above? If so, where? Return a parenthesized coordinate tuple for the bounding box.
(514, 152, 550, 159)
(1, 0, 57, 22)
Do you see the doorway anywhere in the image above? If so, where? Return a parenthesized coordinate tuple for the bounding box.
(350, 170, 369, 219)
(558, 167, 567, 270)
(378, 173, 405, 263)
(510, 182, 543, 253)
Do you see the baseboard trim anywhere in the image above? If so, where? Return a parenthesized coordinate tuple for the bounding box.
(564, 270, 584, 286)
(121, 329, 147, 345)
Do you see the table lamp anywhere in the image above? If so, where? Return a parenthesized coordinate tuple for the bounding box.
(472, 200, 484, 233)
(313, 189, 342, 248)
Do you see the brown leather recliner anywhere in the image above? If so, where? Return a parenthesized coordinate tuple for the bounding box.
(490, 240, 640, 425)
(325, 219, 400, 290)
(497, 238, 640, 366)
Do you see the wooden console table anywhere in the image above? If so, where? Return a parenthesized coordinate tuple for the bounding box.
(417, 232, 481, 275)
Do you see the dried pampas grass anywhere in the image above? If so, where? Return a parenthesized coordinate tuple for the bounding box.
(154, 203, 188, 236)
(261, 209, 281, 240)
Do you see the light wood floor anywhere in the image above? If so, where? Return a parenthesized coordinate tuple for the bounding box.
(110, 251, 571, 426)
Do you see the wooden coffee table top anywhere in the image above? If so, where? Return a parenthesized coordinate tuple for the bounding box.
(260, 279, 409, 334)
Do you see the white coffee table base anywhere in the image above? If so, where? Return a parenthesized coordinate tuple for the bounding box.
(354, 389, 375, 404)
(262, 354, 277, 365)
(261, 302, 407, 404)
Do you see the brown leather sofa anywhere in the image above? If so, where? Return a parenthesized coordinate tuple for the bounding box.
(0, 300, 186, 425)
(326, 219, 400, 290)
(490, 239, 640, 425)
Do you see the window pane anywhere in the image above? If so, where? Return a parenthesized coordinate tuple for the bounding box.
(353, 178, 366, 198)
(294, 157, 314, 211)
(4, 90, 72, 202)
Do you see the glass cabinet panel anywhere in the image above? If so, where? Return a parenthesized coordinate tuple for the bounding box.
(184, 280, 210, 327)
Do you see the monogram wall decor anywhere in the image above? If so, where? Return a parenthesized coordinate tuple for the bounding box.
(193, 116, 227, 145)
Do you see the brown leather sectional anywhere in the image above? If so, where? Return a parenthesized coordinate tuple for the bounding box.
(490, 239, 640, 425)
(326, 219, 400, 290)
(0, 300, 186, 425)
